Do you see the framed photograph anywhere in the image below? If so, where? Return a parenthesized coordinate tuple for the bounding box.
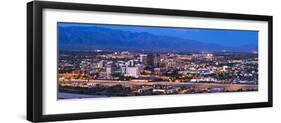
(27, 1, 273, 122)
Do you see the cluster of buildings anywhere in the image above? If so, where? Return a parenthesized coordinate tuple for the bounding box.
(58, 50, 258, 97)
(59, 51, 258, 84)
(104, 53, 161, 79)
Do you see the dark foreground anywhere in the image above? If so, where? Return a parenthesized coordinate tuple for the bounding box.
(58, 80, 258, 99)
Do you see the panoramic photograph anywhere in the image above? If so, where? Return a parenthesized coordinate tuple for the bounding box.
(57, 23, 259, 99)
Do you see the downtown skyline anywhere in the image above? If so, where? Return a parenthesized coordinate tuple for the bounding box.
(58, 22, 258, 99)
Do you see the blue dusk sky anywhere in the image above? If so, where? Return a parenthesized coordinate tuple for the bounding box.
(59, 23, 258, 48)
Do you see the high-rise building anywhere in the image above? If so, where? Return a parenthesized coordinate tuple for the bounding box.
(147, 53, 160, 67)
(120, 66, 127, 74)
(97, 60, 104, 68)
(127, 60, 135, 67)
(147, 54, 154, 67)
(106, 66, 112, 79)
(153, 54, 160, 67)
(140, 54, 148, 65)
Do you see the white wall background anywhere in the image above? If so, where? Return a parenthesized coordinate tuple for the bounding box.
(0, 0, 280, 122)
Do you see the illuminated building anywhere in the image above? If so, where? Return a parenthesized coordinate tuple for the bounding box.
(147, 53, 160, 67)
(106, 66, 112, 79)
(192, 53, 214, 60)
(97, 60, 104, 68)
(139, 54, 148, 65)
(126, 67, 140, 77)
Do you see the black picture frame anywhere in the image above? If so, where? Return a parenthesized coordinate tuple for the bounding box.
(27, 1, 273, 122)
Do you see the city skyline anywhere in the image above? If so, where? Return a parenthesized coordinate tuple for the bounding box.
(58, 22, 258, 99)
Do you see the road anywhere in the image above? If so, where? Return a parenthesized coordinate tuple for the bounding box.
(60, 79, 258, 91)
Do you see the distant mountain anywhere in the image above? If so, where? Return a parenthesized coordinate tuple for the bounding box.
(236, 43, 258, 52)
(58, 25, 253, 52)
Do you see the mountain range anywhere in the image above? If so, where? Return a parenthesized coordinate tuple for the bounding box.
(58, 25, 257, 52)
